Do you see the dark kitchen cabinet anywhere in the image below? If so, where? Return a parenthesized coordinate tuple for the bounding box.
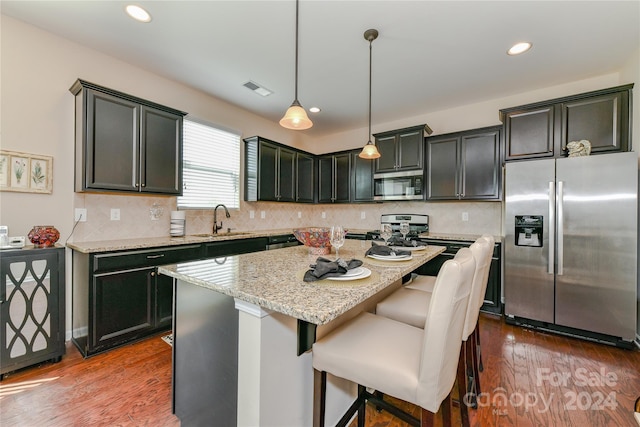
(296, 152, 315, 203)
(427, 126, 502, 201)
(318, 152, 351, 203)
(374, 125, 428, 173)
(204, 237, 268, 258)
(350, 149, 375, 202)
(70, 79, 185, 195)
(72, 244, 203, 357)
(244, 136, 313, 203)
(416, 238, 502, 315)
(501, 84, 632, 161)
(1, 246, 65, 378)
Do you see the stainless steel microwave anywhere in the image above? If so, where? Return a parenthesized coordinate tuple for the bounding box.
(373, 170, 424, 201)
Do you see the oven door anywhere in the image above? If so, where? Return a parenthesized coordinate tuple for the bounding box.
(373, 171, 424, 201)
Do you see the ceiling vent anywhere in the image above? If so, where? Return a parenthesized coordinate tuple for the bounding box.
(243, 81, 273, 97)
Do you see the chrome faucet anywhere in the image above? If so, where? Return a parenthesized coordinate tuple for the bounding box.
(213, 204, 230, 234)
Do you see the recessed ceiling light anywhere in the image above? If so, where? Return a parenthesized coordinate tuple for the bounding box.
(309, 107, 321, 113)
(125, 5, 152, 23)
(507, 42, 532, 56)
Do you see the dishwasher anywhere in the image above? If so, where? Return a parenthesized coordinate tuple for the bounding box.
(266, 234, 301, 250)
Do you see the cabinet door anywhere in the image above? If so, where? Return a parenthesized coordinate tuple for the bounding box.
(1, 249, 65, 375)
(427, 136, 459, 200)
(460, 128, 501, 200)
(317, 156, 334, 203)
(296, 152, 315, 203)
(92, 268, 153, 352)
(258, 141, 279, 201)
(504, 106, 555, 160)
(85, 89, 139, 191)
(334, 153, 351, 203)
(140, 106, 182, 194)
(155, 270, 173, 330)
(374, 135, 397, 173)
(562, 91, 628, 154)
(397, 129, 423, 170)
(351, 151, 374, 202)
(278, 147, 296, 202)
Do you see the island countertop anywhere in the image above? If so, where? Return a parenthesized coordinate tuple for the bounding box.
(159, 239, 446, 325)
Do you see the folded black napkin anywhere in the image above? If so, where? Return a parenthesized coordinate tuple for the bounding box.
(365, 243, 411, 257)
(387, 236, 426, 247)
(303, 257, 364, 282)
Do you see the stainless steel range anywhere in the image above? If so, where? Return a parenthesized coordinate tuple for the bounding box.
(368, 213, 429, 240)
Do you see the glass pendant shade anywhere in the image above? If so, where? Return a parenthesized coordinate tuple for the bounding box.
(280, 100, 313, 130)
(359, 141, 380, 159)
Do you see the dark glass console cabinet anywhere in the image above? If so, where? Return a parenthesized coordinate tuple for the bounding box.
(1, 246, 65, 378)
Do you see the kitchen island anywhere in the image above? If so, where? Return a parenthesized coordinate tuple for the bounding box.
(159, 239, 445, 426)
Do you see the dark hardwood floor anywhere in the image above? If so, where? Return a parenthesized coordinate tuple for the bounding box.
(1, 315, 639, 426)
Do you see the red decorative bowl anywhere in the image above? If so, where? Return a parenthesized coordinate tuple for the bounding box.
(28, 225, 60, 247)
(293, 227, 332, 255)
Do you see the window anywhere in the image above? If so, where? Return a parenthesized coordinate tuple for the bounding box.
(177, 118, 240, 209)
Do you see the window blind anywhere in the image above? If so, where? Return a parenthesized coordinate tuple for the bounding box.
(177, 119, 240, 209)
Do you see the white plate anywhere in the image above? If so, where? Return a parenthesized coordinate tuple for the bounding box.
(367, 254, 413, 261)
(326, 267, 371, 281)
(390, 245, 427, 252)
(343, 266, 365, 277)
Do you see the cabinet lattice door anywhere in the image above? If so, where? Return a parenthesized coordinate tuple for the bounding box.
(1, 247, 65, 378)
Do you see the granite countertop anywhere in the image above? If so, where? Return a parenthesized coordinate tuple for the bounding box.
(419, 232, 503, 243)
(159, 239, 446, 325)
(66, 228, 297, 253)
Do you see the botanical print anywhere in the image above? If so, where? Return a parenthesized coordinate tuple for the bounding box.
(31, 159, 47, 189)
(11, 156, 28, 188)
(0, 154, 7, 187)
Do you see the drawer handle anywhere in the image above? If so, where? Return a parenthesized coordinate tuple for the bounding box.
(146, 254, 165, 259)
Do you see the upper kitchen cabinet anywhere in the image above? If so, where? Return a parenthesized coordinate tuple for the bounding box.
(318, 152, 351, 203)
(295, 152, 315, 203)
(350, 150, 375, 202)
(244, 136, 314, 203)
(70, 79, 185, 195)
(501, 84, 633, 161)
(427, 125, 502, 201)
(373, 124, 431, 173)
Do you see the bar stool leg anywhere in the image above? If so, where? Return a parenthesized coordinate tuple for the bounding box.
(456, 347, 470, 427)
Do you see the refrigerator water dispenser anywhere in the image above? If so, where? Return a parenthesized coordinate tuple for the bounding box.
(515, 215, 543, 247)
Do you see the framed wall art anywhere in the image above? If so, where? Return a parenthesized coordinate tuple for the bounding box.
(0, 150, 53, 194)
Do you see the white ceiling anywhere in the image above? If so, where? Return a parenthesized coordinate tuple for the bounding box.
(2, 1, 639, 137)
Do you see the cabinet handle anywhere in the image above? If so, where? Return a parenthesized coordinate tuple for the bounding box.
(135, 183, 140, 188)
(150, 271, 156, 277)
(141, 183, 146, 188)
(146, 254, 165, 259)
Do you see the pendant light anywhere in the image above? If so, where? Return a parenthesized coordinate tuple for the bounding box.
(279, 0, 313, 130)
(359, 29, 381, 159)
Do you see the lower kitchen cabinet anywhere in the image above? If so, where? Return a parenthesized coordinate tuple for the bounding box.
(205, 237, 268, 258)
(416, 238, 502, 314)
(72, 244, 203, 357)
(1, 246, 65, 378)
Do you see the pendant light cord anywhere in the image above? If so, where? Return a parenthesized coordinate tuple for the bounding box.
(368, 35, 372, 143)
(294, 0, 299, 102)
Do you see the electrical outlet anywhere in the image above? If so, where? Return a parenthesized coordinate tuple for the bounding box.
(298, 212, 302, 219)
(321, 212, 326, 219)
(250, 210, 255, 219)
(111, 208, 121, 221)
(360, 212, 366, 220)
(260, 211, 266, 219)
(462, 212, 469, 222)
(75, 208, 87, 222)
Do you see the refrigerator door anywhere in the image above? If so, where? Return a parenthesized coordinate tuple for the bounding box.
(555, 152, 637, 340)
(504, 158, 556, 323)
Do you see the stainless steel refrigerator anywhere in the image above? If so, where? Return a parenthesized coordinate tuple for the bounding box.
(504, 151, 638, 346)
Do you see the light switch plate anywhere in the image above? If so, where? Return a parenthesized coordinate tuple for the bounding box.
(111, 208, 121, 221)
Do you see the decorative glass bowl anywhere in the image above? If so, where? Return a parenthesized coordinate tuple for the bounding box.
(293, 227, 332, 255)
(28, 225, 60, 247)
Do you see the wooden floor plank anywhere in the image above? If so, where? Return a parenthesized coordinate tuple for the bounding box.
(1, 317, 639, 427)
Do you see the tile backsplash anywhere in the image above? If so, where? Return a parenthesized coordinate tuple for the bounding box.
(70, 193, 502, 242)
